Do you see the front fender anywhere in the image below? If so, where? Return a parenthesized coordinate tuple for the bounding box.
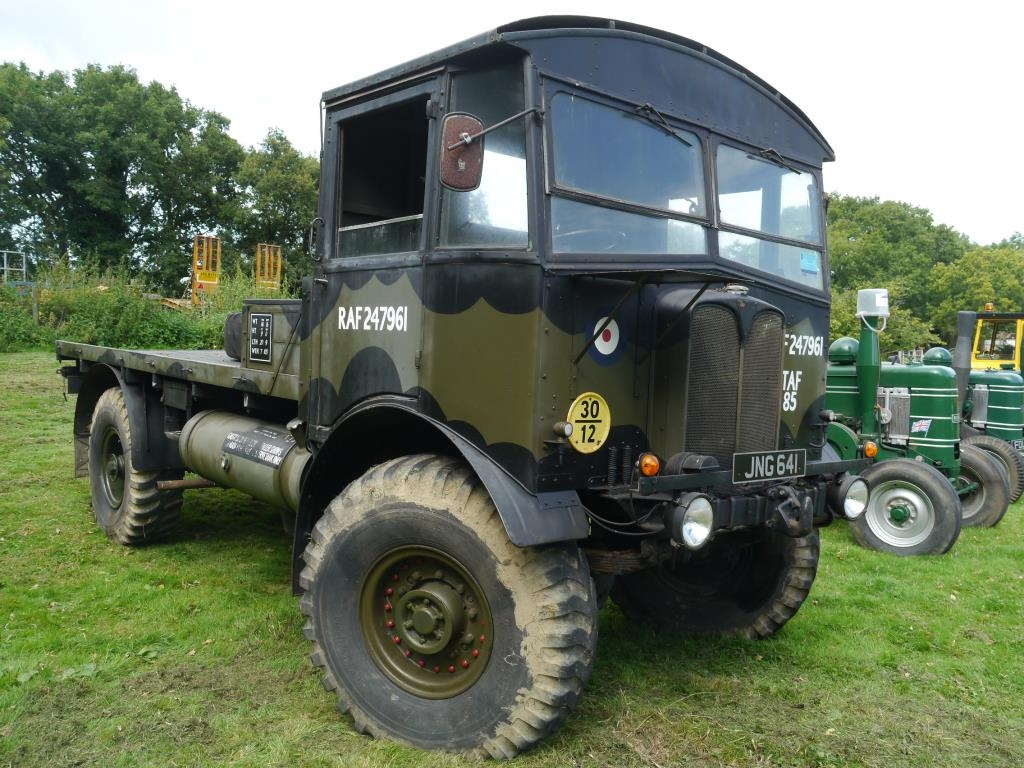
(291, 399, 589, 592)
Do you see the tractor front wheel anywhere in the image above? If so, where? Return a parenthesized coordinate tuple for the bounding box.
(850, 459, 960, 555)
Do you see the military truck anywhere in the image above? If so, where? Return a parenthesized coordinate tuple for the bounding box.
(826, 291, 1010, 556)
(56, 17, 869, 758)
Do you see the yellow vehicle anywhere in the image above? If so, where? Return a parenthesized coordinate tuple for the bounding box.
(972, 303, 1021, 371)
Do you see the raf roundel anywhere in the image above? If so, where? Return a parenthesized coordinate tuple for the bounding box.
(591, 317, 621, 363)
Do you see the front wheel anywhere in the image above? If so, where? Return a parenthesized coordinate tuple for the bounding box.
(850, 459, 960, 555)
(956, 444, 1010, 527)
(87, 387, 182, 544)
(610, 527, 820, 639)
(299, 454, 597, 758)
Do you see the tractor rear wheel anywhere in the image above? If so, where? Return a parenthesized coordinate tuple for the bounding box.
(962, 433, 1024, 503)
(956, 444, 1010, 527)
(850, 459, 960, 555)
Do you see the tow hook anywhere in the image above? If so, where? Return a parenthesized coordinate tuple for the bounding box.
(773, 485, 813, 536)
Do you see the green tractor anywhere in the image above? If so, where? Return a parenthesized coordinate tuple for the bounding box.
(825, 290, 1010, 555)
(939, 308, 1024, 501)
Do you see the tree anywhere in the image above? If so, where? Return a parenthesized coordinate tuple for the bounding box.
(827, 195, 969, 323)
(830, 286, 942, 355)
(0, 63, 244, 292)
(930, 247, 1024, 341)
(230, 129, 319, 289)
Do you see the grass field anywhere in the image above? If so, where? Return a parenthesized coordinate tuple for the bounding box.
(1, 350, 1022, 768)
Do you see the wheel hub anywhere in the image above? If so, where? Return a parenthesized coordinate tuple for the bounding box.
(360, 547, 493, 699)
(865, 479, 936, 548)
(101, 434, 126, 506)
(888, 503, 912, 525)
(396, 583, 465, 655)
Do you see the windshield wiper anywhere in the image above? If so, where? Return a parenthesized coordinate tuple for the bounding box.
(750, 147, 802, 175)
(632, 103, 692, 147)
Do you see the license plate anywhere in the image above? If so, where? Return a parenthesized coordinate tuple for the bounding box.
(1013, 439, 1024, 451)
(732, 449, 806, 484)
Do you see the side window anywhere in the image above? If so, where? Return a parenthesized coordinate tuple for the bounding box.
(336, 97, 429, 257)
(440, 66, 528, 248)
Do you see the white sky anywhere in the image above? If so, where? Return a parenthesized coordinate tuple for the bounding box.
(2, 0, 1021, 244)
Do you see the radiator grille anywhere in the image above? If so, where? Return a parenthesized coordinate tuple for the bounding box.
(877, 387, 911, 444)
(971, 384, 989, 425)
(684, 305, 783, 465)
(685, 306, 739, 463)
(741, 312, 785, 451)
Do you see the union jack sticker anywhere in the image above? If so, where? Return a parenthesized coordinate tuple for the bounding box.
(910, 419, 932, 434)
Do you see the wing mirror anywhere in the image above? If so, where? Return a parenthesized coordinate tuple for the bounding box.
(439, 113, 485, 191)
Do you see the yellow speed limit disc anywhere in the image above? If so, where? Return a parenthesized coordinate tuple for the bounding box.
(567, 392, 611, 454)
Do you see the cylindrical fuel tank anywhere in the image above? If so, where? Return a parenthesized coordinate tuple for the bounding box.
(179, 411, 310, 511)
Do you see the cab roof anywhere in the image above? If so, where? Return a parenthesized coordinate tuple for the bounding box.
(322, 16, 833, 164)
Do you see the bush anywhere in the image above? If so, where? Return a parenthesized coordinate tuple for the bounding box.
(0, 287, 55, 352)
(15, 263, 294, 351)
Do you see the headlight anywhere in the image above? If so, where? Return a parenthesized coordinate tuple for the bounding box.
(828, 474, 869, 520)
(670, 492, 715, 550)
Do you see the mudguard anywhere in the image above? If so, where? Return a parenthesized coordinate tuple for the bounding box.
(291, 399, 590, 592)
(66, 363, 183, 477)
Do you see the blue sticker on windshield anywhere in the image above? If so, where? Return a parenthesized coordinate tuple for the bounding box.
(800, 252, 819, 274)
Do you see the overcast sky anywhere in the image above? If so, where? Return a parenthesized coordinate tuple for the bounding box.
(3, 0, 1021, 244)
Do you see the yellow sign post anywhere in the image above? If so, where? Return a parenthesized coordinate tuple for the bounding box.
(255, 243, 283, 290)
(191, 235, 222, 305)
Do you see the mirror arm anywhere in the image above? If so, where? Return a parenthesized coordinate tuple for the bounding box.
(445, 107, 542, 151)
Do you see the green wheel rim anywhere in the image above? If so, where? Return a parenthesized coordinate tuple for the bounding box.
(99, 428, 126, 508)
(359, 546, 493, 699)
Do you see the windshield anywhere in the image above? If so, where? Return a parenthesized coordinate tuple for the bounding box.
(975, 319, 1018, 361)
(549, 91, 707, 255)
(716, 144, 824, 289)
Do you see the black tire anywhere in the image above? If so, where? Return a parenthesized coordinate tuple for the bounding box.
(87, 388, 183, 544)
(850, 459, 961, 555)
(956, 444, 1010, 527)
(299, 454, 597, 758)
(962, 433, 1024, 503)
(610, 528, 819, 639)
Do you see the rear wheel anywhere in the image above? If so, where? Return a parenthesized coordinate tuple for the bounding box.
(850, 459, 960, 555)
(610, 528, 819, 639)
(956, 444, 1010, 527)
(87, 388, 182, 544)
(299, 454, 597, 758)
(962, 433, 1024, 503)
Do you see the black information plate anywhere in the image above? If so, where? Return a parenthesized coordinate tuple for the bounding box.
(249, 312, 273, 363)
(732, 449, 806, 484)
